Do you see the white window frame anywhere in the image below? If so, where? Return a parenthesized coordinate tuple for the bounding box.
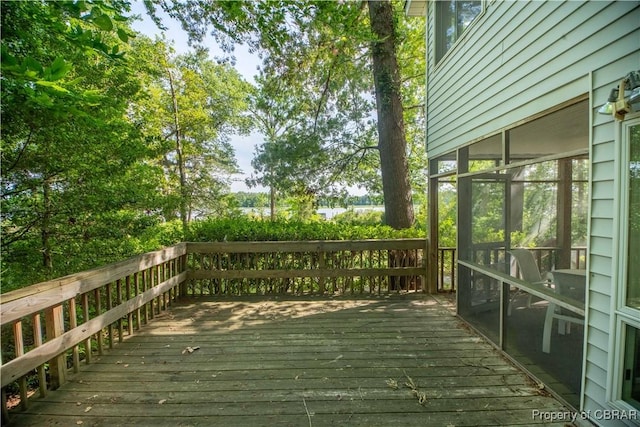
(610, 116, 640, 417)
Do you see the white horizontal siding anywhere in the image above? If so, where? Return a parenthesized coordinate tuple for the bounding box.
(585, 360, 608, 394)
(589, 272, 613, 296)
(588, 236, 612, 258)
(590, 218, 614, 240)
(591, 141, 615, 163)
(426, 0, 639, 159)
(584, 44, 639, 421)
(587, 325, 610, 353)
(590, 201, 613, 221)
(588, 295, 612, 327)
(591, 162, 615, 184)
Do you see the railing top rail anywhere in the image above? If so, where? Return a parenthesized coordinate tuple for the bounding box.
(0, 243, 187, 325)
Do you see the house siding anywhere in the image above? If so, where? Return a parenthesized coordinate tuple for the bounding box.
(586, 49, 639, 425)
(426, 0, 638, 158)
(424, 0, 640, 423)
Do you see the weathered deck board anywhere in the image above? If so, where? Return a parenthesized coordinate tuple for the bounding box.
(8, 294, 572, 426)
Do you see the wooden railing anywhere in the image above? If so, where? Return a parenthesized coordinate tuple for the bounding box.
(438, 247, 456, 292)
(0, 244, 188, 421)
(436, 246, 587, 293)
(186, 239, 426, 296)
(0, 238, 426, 420)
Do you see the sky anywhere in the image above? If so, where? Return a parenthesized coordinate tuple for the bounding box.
(128, 1, 266, 193)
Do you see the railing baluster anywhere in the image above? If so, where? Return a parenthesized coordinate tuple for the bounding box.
(126, 276, 134, 336)
(68, 298, 80, 372)
(155, 265, 162, 314)
(12, 321, 28, 409)
(82, 293, 92, 364)
(106, 283, 113, 349)
(141, 269, 148, 324)
(94, 289, 104, 355)
(116, 279, 124, 343)
(32, 313, 47, 396)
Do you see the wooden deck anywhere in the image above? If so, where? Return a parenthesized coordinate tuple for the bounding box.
(8, 294, 572, 426)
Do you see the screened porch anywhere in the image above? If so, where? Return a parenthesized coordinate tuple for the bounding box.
(428, 98, 590, 408)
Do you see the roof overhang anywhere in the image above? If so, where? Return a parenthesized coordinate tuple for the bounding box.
(404, 0, 427, 17)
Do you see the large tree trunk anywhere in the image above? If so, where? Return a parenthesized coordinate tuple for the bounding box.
(166, 68, 189, 232)
(368, 0, 414, 230)
(369, 0, 416, 290)
(41, 176, 53, 272)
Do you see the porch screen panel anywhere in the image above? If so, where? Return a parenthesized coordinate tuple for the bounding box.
(504, 287, 584, 409)
(457, 264, 500, 343)
(470, 174, 507, 267)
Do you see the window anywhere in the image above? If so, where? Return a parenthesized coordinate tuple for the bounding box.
(623, 325, 640, 410)
(436, 0, 482, 62)
(626, 124, 640, 310)
(614, 118, 640, 413)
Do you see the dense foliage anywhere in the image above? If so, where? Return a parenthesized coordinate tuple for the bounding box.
(188, 217, 424, 242)
(1, 1, 252, 291)
(1, 1, 427, 293)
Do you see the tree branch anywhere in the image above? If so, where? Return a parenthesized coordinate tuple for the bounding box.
(6, 127, 35, 172)
(404, 103, 424, 111)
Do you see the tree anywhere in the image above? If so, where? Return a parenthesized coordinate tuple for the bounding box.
(148, 0, 424, 229)
(368, 0, 414, 228)
(130, 39, 253, 228)
(1, 0, 158, 283)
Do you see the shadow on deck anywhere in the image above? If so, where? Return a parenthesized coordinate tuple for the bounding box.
(8, 294, 572, 426)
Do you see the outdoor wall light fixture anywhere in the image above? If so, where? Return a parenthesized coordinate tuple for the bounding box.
(598, 70, 640, 120)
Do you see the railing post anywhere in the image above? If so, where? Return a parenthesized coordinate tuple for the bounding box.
(422, 239, 428, 293)
(180, 253, 188, 297)
(44, 304, 65, 389)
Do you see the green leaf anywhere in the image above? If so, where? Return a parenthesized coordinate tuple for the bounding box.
(93, 14, 113, 31)
(117, 28, 129, 43)
(1, 45, 18, 67)
(33, 93, 54, 107)
(35, 80, 69, 93)
(77, 0, 88, 12)
(82, 89, 102, 105)
(49, 57, 72, 81)
(24, 57, 44, 74)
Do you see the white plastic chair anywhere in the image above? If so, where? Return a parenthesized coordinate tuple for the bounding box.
(507, 249, 552, 315)
(542, 270, 585, 353)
